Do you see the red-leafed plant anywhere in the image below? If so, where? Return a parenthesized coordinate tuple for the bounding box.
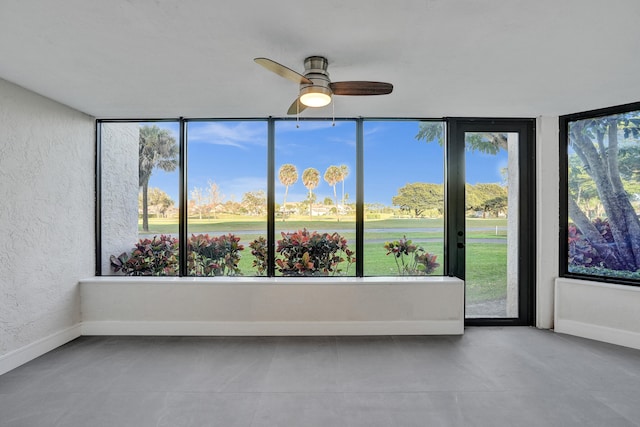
(110, 235, 179, 276)
(111, 233, 244, 276)
(188, 233, 244, 276)
(249, 236, 268, 276)
(384, 236, 439, 275)
(275, 228, 354, 276)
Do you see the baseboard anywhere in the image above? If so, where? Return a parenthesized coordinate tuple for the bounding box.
(0, 325, 82, 375)
(81, 320, 463, 336)
(555, 319, 640, 350)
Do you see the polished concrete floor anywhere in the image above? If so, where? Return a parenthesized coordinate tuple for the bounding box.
(1, 327, 640, 426)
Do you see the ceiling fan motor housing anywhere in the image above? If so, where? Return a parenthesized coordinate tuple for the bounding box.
(301, 56, 331, 94)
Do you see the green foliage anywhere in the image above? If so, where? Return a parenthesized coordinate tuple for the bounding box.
(110, 235, 179, 276)
(415, 122, 506, 155)
(568, 219, 624, 271)
(568, 265, 640, 280)
(415, 121, 444, 145)
(568, 154, 599, 209)
(242, 190, 266, 216)
(383, 236, 440, 275)
(139, 125, 179, 231)
(278, 164, 299, 187)
(111, 233, 244, 276)
(568, 113, 640, 271)
(275, 228, 354, 276)
(466, 183, 508, 216)
(139, 187, 174, 218)
(188, 233, 244, 276)
(249, 237, 268, 276)
(392, 182, 443, 217)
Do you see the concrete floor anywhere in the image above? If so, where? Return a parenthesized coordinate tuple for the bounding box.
(1, 327, 639, 426)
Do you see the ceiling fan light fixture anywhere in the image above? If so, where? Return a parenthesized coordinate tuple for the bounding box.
(299, 86, 332, 108)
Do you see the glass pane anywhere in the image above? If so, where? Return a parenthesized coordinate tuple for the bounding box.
(465, 132, 518, 318)
(101, 122, 180, 276)
(274, 121, 356, 276)
(186, 121, 267, 276)
(363, 121, 445, 276)
(567, 111, 640, 281)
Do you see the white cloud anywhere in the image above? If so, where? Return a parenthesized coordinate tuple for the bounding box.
(188, 122, 266, 149)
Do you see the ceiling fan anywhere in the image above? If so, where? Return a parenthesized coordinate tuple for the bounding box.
(254, 56, 393, 115)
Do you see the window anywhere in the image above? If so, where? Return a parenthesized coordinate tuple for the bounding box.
(186, 120, 267, 276)
(99, 118, 449, 277)
(100, 121, 180, 276)
(363, 120, 444, 276)
(274, 120, 356, 276)
(561, 102, 640, 284)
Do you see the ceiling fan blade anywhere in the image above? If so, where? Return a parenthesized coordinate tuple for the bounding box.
(329, 81, 393, 96)
(254, 57, 312, 85)
(287, 98, 308, 115)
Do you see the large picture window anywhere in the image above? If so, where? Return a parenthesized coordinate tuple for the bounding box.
(561, 102, 640, 284)
(98, 118, 451, 277)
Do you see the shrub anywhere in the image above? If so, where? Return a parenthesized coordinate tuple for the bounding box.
(275, 228, 354, 276)
(111, 233, 244, 276)
(384, 236, 439, 275)
(188, 233, 244, 276)
(249, 236, 268, 276)
(568, 219, 625, 270)
(110, 235, 179, 276)
(567, 265, 640, 280)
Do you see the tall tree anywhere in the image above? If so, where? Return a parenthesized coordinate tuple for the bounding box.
(567, 115, 640, 270)
(392, 183, 444, 217)
(278, 164, 298, 221)
(324, 165, 342, 220)
(139, 125, 178, 231)
(139, 187, 174, 219)
(339, 164, 350, 206)
(302, 167, 320, 219)
(190, 187, 206, 219)
(466, 183, 508, 217)
(242, 190, 266, 216)
(206, 180, 223, 219)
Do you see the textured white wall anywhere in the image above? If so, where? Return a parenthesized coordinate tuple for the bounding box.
(100, 123, 139, 274)
(0, 78, 94, 356)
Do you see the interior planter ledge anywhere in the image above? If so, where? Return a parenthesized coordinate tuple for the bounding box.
(79, 276, 464, 336)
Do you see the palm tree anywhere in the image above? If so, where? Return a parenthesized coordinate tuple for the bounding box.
(278, 164, 298, 220)
(324, 165, 342, 220)
(302, 167, 320, 219)
(139, 125, 178, 231)
(339, 164, 349, 207)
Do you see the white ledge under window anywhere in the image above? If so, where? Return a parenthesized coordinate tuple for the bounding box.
(80, 276, 464, 336)
(555, 277, 640, 350)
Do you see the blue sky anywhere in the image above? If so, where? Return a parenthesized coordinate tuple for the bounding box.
(147, 120, 508, 206)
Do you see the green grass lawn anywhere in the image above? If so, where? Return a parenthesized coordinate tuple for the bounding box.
(133, 216, 508, 303)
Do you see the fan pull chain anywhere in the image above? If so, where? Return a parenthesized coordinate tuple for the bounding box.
(296, 100, 300, 128)
(332, 100, 335, 126)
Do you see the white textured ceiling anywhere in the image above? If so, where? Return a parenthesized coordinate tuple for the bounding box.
(1, 0, 639, 119)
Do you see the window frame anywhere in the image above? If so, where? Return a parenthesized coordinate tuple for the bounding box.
(96, 116, 523, 282)
(559, 101, 640, 287)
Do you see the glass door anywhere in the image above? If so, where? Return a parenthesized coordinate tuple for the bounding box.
(447, 119, 535, 325)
